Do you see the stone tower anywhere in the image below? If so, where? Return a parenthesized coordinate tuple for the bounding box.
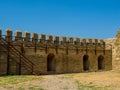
(116, 29, 120, 38)
(115, 28, 120, 60)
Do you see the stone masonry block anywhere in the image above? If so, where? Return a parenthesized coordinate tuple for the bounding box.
(15, 30, 22, 41)
(32, 33, 38, 43)
(40, 34, 46, 44)
(6, 29, 12, 42)
(81, 38, 86, 45)
(94, 39, 98, 44)
(68, 37, 73, 44)
(61, 36, 66, 44)
(47, 35, 53, 41)
(74, 38, 80, 45)
(100, 39, 105, 45)
(54, 36, 59, 41)
(24, 32, 30, 42)
(88, 38, 92, 44)
(54, 36, 59, 44)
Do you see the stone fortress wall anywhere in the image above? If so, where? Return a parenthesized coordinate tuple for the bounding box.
(0, 29, 112, 75)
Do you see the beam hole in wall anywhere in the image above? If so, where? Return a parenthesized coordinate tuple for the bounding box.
(83, 55, 89, 71)
(47, 53, 56, 72)
(98, 55, 104, 70)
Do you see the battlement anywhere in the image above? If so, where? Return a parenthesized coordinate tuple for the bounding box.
(0, 28, 112, 75)
(0, 29, 105, 46)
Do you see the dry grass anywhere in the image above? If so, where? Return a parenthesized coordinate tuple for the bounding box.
(0, 75, 43, 90)
(0, 60, 120, 90)
(0, 71, 120, 90)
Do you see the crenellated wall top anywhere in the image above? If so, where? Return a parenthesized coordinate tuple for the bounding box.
(0, 29, 105, 45)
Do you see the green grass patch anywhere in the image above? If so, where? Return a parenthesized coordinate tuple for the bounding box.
(75, 80, 110, 90)
(29, 87, 44, 90)
(18, 87, 25, 90)
(0, 75, 42, 86)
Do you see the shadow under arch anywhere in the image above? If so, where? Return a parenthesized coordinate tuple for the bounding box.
(98, 55, 104, 70)
(47, 53, 56, 72)
(83, 55, 89, 71)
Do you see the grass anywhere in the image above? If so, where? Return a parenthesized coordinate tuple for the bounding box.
(0, 72, 119, 90)
(75, 80, 110, 90)
(0, 75, 43, 90)
(17, 87, 44, 90)
(18, 87, 25, 90)
(29, 87, 44, 90)
(0, 75, 42, 86)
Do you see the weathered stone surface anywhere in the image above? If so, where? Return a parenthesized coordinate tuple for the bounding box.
(0, 29, 112, 75)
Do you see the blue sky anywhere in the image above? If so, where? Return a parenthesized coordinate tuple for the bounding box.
(0, 0, 120, 39)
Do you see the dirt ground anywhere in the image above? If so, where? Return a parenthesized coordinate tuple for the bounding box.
(0, 60, 120, 90)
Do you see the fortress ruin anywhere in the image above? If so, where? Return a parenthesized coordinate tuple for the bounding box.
(0, 29, 112, 75)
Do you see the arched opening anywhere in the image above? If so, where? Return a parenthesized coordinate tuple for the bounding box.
(47, 53, 56, 72)
(98, 55, 104, 70)
(83, 55, 89, 71)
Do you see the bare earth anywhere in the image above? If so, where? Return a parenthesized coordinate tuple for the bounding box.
(0, 60, 120, 90)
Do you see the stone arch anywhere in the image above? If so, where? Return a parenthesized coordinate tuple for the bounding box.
(83, 55, 89, 71)
(98, 55, 104, 70)
(47, 53, 56, 72)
